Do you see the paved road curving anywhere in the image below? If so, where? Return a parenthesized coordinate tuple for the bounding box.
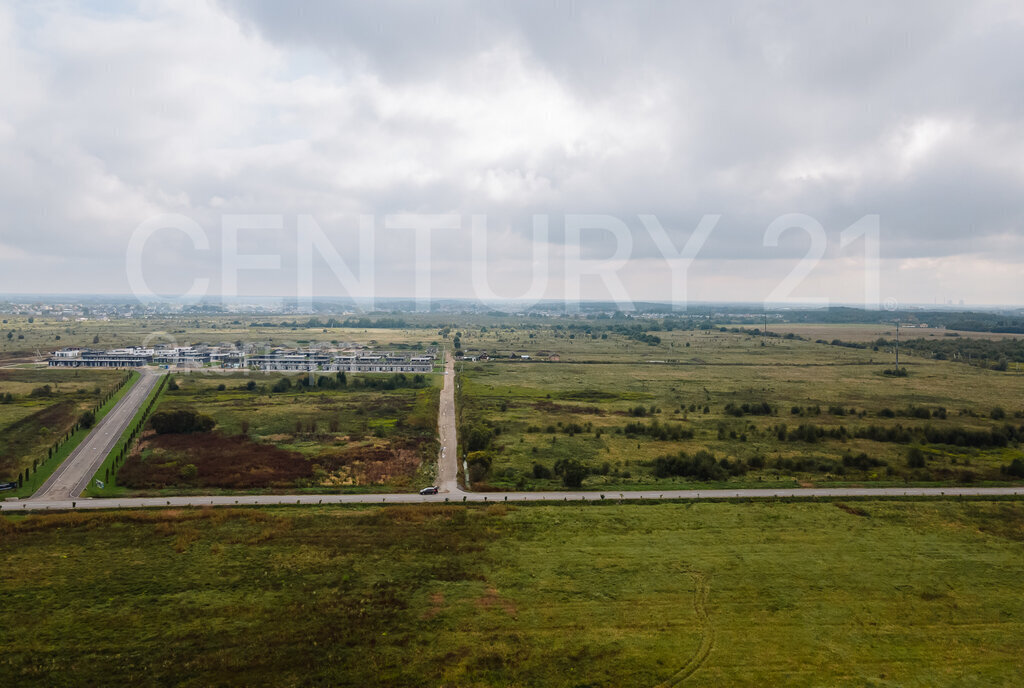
(32, 369, 163, 501)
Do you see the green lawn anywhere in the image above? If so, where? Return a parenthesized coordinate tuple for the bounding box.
(1, 499, 1022, 686)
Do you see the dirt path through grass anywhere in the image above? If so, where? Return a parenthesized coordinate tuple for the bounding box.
(655, 570, 715, 687)
(437, 352, 460, 493)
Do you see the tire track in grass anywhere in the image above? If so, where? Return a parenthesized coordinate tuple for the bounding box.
(654, 570, 714, 687)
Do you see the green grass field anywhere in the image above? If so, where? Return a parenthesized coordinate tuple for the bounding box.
(1, 499, 1022, 686)
(458, 330, 1024, 491)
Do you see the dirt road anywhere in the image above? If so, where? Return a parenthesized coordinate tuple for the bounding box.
(436, 353, 459, 493)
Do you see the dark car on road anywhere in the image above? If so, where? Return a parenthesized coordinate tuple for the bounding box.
(419, 486, 439, 495)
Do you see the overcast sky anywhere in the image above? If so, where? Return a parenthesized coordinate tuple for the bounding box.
(1, 1, 1023, 307)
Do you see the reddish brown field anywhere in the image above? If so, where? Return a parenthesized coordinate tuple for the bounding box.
(118, 432, 312, 489)
(117, 431, 433, 490)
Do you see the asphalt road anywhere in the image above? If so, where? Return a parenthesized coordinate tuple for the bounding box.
(31, 369, 163, 501)
(435, 353, 459, 493)
(4, 486, 1024, 512)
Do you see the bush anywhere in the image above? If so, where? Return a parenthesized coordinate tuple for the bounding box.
(622, 420, 693, 441)
(463, 425, 494, 452)
(1002, 458, 1024, 479)
(553, 458, 586, 488)
(150, 410, 216, 434)
(271, 377, 291, 393)
(843, 452, 886, 470)
(991, 406, 1006, 420)
(78, 410, 96, 429)
(467, 463, 489, 484)
(531, 463, 553, 479)
(466, 451, 492, 474)
(651, 450, 744, 481)
(167, 378, 179, 391)
(724, 401, 773, 417)
(906, 447, 926, 469)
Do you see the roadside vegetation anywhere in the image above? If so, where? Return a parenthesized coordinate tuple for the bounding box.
(1, 499, 1022, 686)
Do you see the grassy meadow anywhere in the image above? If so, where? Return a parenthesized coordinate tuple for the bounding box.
(99, 370, 441, 495)
(1, 499, 1022, 686)
(457, 329, 1024, 490)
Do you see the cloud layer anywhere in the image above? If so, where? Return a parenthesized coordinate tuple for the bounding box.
(1, 1, 1022, 305)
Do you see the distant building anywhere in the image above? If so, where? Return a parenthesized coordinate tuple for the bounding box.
(49, 344, 436, 373)
(49, 347, 153, 368)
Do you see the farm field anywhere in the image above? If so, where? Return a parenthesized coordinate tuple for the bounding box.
(457, 330, 1024, 491)
(99, 370, 441, 495)
(1, 499, 1022, 686)
(0, 368, 130, 484)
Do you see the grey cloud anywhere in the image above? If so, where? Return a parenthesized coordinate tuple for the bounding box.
(0, 1, 1022, 302)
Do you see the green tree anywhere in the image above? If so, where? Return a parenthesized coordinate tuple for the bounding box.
(1003, 458, 1024, 478)
(464, 424, 494, 452)
(554, 458, 586, 488)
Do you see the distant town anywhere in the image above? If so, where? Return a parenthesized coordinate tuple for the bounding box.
(48, 344, 437, 373)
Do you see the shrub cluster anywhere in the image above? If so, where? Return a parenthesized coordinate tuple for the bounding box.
(651, 450, 748, 481)
(724, 401, 773, 417)
(150, 409, 216, 435)
(621, 420, 694, 441)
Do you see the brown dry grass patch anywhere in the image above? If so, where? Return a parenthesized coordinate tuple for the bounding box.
(119, 432, 312, 489)
(475, 586, 517, 616)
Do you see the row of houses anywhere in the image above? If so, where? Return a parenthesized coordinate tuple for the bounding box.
(48, 346, 436, 373)
(247, 352, 434, 373)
